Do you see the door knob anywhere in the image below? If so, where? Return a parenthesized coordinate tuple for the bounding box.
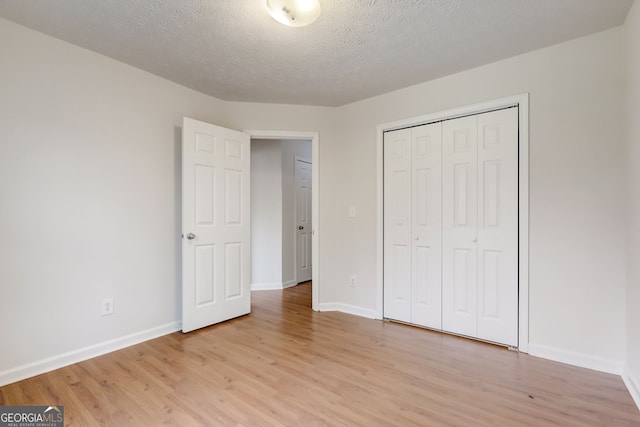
(186, 233, 196, 240)
(415, 236, 419, 241)
(472, 238, 477, 243)
(298, 226, 304, 230)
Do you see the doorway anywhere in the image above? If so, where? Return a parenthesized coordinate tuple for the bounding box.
(247, 130, 319, 311)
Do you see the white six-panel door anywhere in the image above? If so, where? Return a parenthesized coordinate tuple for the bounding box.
(476, 108, 518, 346)
(295, 158, 312, 283)
(384, 107, 518, 347)
(384, 123, 443, 328)
(442, 115, 479, 338)
(384, 128, 413, 323)
(411, 123, 443, 329)
(182, 117, 251, 333)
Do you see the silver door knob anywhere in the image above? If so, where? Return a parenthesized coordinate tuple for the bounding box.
(298, 226, 304, 230)
(186, 233, 196, 240)
(472, 238, 477, 243)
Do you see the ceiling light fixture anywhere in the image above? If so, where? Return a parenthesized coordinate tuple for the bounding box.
(266, 0, 321, 28)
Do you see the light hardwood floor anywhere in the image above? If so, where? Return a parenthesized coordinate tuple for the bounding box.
(1, 282, 639, 426)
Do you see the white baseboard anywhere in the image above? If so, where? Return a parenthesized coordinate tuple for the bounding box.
(528, 343, 623, 375)
(318, 302, 378, 319)
(623, 366, 640, 410)
(0, 322, 180, 387)
(251, 280, 298, 290)
(251, 282, 284, 290)
(282, 280, 297, 289)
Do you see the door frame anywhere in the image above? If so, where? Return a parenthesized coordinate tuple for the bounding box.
(245, 130, 319, 312)
(375, 94, 530, 352)
(294, 156, 313, 284)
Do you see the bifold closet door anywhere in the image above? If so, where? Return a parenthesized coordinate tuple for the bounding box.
(476, 108, 518, 346)
(383, 123, 442, 329)
(384, 128, 412, 323)
(411, 124, 442, 329)
(442, 115, 479, 338)
(442, 108, 518, 346)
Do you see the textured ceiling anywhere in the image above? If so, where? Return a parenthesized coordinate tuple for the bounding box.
(0, 0, 633, 106)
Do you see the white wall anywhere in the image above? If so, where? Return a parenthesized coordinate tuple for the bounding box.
(624, 0, 640, 404)
(0, 17, 230, 381)
(250, 139, 283, 288)
(327, 27, 627, 368)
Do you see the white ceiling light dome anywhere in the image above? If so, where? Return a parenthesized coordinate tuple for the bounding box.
(266, 0, 321, 28)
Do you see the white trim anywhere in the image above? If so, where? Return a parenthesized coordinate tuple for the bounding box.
(283, 279, 298, 289)
(376, 94, 530, 351)
(245, 130, 320, 311)
(0, 322, 180, 387)
(251, 280, 298, 290)
(318, 303, 378, 319)
(517, 95, 530, 353)
(528, 343, 623, 375)
(376, 119, 385, 320)
(623, 366, 640, 410)
(251, 282, 285, 290)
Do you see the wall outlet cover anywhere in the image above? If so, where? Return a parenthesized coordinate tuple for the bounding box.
(102, 298, 114, 316)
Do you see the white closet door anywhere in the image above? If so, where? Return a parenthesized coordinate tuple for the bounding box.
(476, 108, 518, 346)
(442, 115, 479, 338)
(385, 107, 518, 345)
(411, 123, 442, 329)
(384, 128, 412, 322)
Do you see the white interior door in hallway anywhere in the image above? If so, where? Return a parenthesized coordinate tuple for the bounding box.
(182, 117, 251, 333)
(383, 107, 519, 347)
(295, 158, 312, 283)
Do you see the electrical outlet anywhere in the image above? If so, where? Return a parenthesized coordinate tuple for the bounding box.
(349, 275, 357, 288)
(102, 298, 114, 316)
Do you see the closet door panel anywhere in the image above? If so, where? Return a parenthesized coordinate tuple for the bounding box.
(411, 123, 442, 329)
(383, 129, 413, 322)
(477, 108, 519, 346)
(442, 116, 478, 338)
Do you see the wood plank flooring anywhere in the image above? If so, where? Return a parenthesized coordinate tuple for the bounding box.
(1, 282, 639, 426)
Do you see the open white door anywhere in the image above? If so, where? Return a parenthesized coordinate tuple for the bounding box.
(182, 117, 251, 333)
